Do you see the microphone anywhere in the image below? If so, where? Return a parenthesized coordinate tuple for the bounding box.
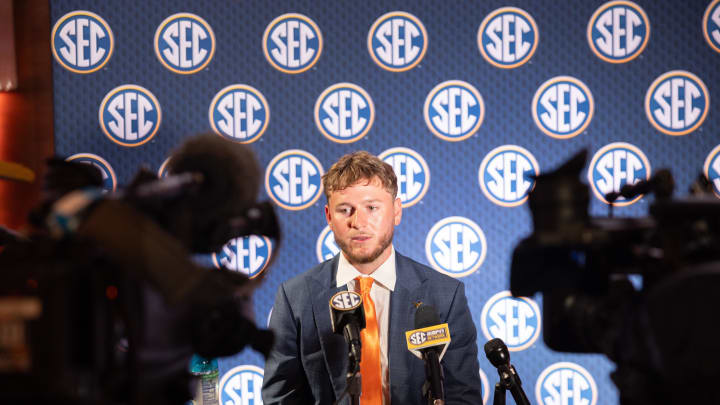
(329, 291, 366, 367)
(406, 305, 450, 405)
(484, 338, 531, 405)
(605, 168, 674, 203)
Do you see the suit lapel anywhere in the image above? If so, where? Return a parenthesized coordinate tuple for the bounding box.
(388, 253, 427, 398)
(308, 256, 348, 400)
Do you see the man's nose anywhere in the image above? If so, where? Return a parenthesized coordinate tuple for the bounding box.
(350, 209, 368, 228)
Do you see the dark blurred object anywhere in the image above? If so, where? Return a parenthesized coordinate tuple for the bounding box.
(511, 150, 720, 405)
(27, 157, 104, 230)
(0, 134, 279, 404)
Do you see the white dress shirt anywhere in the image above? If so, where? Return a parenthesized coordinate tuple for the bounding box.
(336, 247, 396, 405)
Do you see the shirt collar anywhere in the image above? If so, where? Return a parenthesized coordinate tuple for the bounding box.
(336, 246, 396, 291)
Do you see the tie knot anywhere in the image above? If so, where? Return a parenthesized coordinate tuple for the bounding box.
(356, 276, 374, 294)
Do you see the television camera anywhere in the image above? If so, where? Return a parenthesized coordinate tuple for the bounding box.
(510, 150, 720, 405)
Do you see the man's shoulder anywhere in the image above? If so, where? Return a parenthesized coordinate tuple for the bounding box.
(280, 258, 334, 290)
(396, 252, 463, 289)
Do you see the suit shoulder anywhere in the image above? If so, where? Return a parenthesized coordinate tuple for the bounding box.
(399, 254, 463, 288)
(280, 258, 332, 291)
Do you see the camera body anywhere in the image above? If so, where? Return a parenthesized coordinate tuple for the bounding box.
(510, 151, 720, 404)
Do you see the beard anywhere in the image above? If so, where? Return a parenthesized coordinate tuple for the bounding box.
(336, 228, 394, 265)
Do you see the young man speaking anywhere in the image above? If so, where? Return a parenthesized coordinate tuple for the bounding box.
(262, 151, 482, 404)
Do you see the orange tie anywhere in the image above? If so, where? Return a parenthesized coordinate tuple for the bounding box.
(356, 277, 382, 404)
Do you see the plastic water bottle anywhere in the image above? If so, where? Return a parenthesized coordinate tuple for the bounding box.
(188, 354, 219, 405)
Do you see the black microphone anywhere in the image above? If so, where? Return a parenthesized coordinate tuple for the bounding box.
(605, 168, 674, 203)
(329, 291, 366, 368)
(412, 305, 448, 405)
(484, 338, 531, 405)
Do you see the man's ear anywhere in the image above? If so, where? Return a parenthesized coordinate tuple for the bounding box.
(325, 204, 332, 229)
(393, 197, 402, 226)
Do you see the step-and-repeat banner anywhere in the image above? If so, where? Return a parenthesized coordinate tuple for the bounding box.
(51, 0, 719, 403)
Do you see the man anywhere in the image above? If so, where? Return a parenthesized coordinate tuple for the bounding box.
(262, 151, 483, 404)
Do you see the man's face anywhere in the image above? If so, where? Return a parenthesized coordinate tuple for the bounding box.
(325, 177, 402, 268)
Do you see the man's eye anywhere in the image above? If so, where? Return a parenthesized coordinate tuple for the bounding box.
(368, 206, 378, 211)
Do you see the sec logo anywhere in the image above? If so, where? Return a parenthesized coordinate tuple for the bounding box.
(330, 291, 362, 311)
(65, 153, 117, 192)
(425, 216, 487, 278)
(51, 10, 113, 74)
(209, 84, 270, 144)
(263, 13, 322, 74)
(536, 362, 598, 405)
(645, 70, 709, 136)
(316, 225, 340, 263)
(477, 7, 538, 69)
(480, 291, 541, 351)
(479, 145, 539, 207)
(588, 142, 651, 206)
(315, 83, 374, 143)
(532, 76, 594, 139)
(424, 80, 485, 142)
(704, 0, 720, 53)
(367, 11, 427, 72)
(704, 144, 720, 198)
(154, 13, 215, 74)
(587, 1, 650, 63)
(379, 147, 430, 207)
(409, 331, 427, 345)
(265, 150, 324, 210)
(212, 235, 272, 279)
(98, 85, 162, 147)
(219, 365, 264, 405)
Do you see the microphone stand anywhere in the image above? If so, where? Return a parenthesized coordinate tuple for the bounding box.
(334, 352, 361, 405)
(492, 364, 531, 405)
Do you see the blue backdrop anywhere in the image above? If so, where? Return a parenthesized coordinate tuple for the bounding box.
(51, 1, 720, 403)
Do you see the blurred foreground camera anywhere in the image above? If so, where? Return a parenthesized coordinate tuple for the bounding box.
(0, 134, 280, 404)
(511, 151, 720, 405)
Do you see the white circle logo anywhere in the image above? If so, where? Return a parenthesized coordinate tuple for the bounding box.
(98, 85, 162, 147)
(703, 0, 720, 53)
(478, 7, 538, 68)
(219, 365, 264, 405)
(51, 10, 114, 74)
(265, 150, 324, 211)
(645, 70, 710, 136)
(424, 81, 485, 142)
(367, 11, 428, 72)
(315, 83, 374, 143)
(209, 84, 270, 144)
(536, 362, 598, 405)
(479, 145, 539, 207)
(316, 225, 340, 262)
(587, 1, 650, 63)
(379, 147, 430, 207)
(154, 13, 215, 74)
(425, 216, 487, 278)
(480, 291, 541, 351)
(588, 142, 651, 206)
(532, 76, 594, 139)
(212, 235, 272, 279)
(704, 144, 720, 198)
(263, 13, 323, 74)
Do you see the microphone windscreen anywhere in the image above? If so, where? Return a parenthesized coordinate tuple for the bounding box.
(484, 338, 509, 367)
(414, 304, 442, 329)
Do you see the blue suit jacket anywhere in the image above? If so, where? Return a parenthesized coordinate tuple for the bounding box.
(262, 252, 483, 404)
